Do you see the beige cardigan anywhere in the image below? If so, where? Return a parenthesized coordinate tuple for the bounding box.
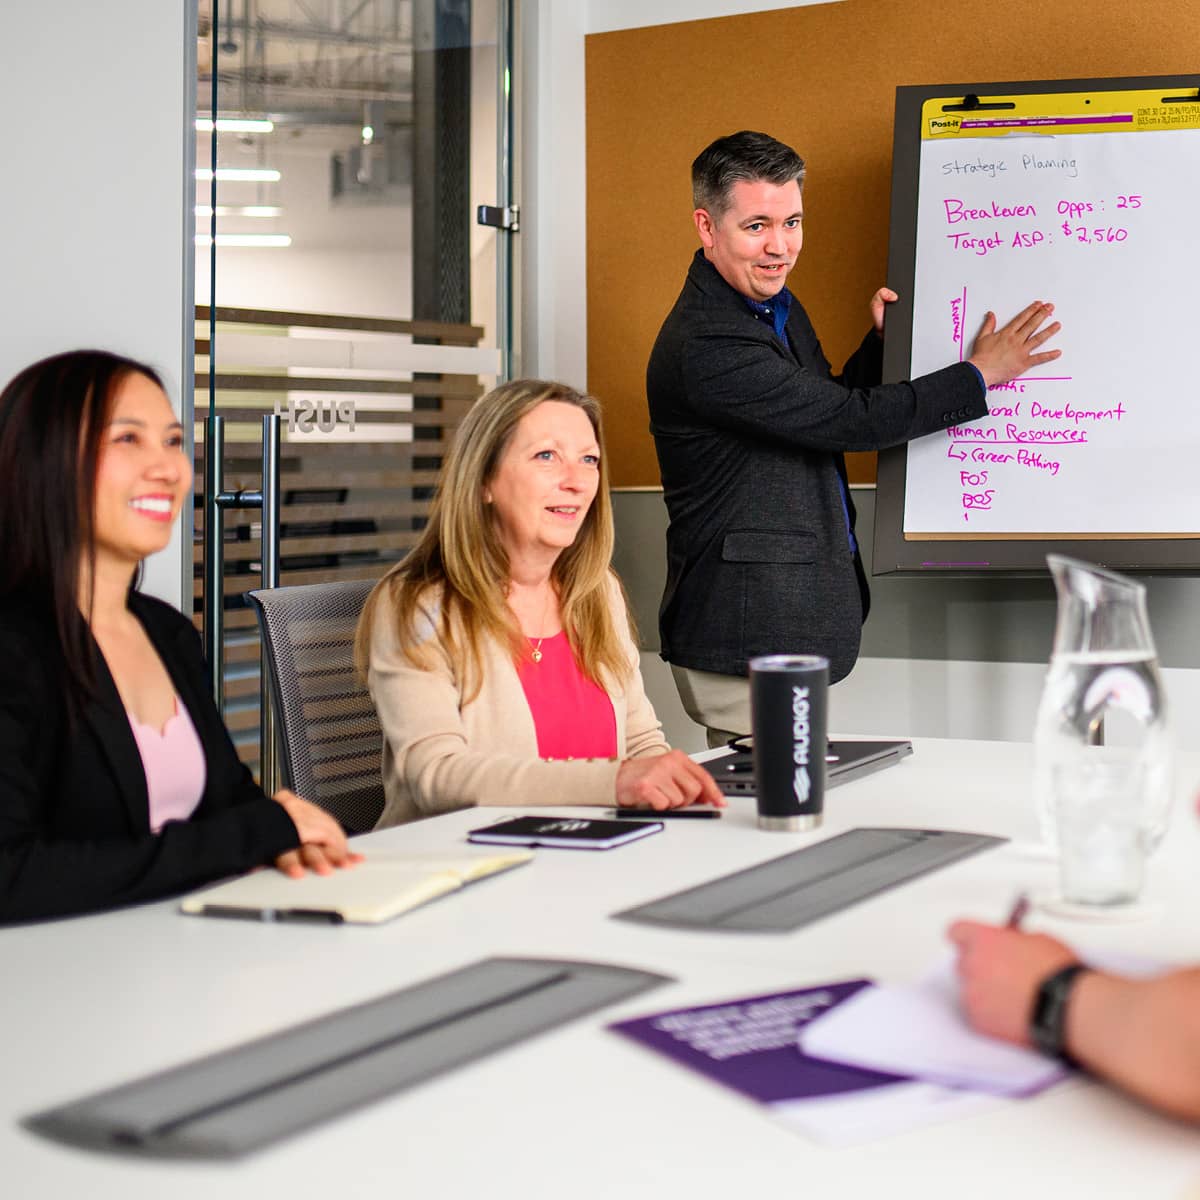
(368, 575, 669, 826)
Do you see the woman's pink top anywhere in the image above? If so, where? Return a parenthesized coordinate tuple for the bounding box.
(516, 632, 618, 760)
(127, 699, 207, 833)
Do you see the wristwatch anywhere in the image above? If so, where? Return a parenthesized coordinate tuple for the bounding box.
(1029, 962, 1090, 1064)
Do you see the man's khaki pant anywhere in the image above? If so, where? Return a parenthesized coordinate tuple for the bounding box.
(670, 665, 752, 749)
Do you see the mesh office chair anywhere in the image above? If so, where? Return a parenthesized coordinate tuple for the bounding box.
(248, 579, 386, 833)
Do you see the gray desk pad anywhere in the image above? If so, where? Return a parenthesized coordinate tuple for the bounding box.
(615, 827, 1005, 933)
(24, 956, 669, 1159)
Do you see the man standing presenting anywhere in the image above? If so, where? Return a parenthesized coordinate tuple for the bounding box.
(647, 130, 1062, 745)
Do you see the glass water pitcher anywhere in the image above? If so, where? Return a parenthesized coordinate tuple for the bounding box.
(1032, 555, 1172, 850)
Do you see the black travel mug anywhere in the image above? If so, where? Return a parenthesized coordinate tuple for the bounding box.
(749, 654, 829, 831)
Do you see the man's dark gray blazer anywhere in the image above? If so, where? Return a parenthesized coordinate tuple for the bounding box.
(647, 250, 988, 683)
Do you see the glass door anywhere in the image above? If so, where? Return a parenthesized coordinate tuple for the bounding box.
(194, 0, 514, 776)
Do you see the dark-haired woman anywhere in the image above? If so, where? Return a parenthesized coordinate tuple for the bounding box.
(0, 350, 357, 923)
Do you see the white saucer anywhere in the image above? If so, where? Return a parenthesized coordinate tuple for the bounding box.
(1035, 892, 1162, 922)
(1005, 840, 1058, 863)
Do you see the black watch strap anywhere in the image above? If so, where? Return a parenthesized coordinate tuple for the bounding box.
(1029, 963, 1089, 1065)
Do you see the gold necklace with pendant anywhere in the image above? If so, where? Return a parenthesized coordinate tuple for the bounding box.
(530, 585, 553, 663)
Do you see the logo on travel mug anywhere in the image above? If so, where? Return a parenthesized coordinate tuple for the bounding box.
(792, 685, 812, 804)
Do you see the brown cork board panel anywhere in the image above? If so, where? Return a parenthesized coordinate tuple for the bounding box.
(585, 0, 1200, 488)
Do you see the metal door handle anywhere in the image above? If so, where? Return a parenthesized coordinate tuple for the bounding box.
(203, 412, 281, 791)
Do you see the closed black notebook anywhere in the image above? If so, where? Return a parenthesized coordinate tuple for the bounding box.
(467, 816, 664, 850)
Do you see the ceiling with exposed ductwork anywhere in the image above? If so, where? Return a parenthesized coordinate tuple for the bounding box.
(197, 0, 420, 130)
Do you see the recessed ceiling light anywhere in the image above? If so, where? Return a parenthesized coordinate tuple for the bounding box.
(194, 168, 281, 182)
(195, 233, 292, 248)
(196, 118, 275, 134)
(195, 205, 284, 218)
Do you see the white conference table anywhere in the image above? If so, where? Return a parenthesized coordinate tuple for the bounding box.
(4, 737, 1199, 1200)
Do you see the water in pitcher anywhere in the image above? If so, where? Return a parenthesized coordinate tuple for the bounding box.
(1032, 648, 1172, 850)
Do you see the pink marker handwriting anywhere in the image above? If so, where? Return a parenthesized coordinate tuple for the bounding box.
(946, 424, 1089, 444)
(1005, 424, 1087, 443)
(1029, 400, 1125, 424)
(947, 445, 1062, 477)
(962, 490, 995, 509)
(944, 198, 1038, 224)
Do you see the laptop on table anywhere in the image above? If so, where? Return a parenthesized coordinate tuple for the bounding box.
(701, 738, 913, 798)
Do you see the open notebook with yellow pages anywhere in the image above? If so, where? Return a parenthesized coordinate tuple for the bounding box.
(180, 850, 533, 925)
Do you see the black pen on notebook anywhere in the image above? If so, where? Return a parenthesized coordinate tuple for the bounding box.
(1006, 892, 1031, 929)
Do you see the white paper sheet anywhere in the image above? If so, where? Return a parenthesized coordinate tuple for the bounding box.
(797, 960, 1067, 1097)
(798, 951, 1167, 1098)
(771, 1081, 1001, 1146)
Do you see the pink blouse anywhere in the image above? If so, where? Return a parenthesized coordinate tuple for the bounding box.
(515, 632, 618, 760)
(127, 699, 207, 833)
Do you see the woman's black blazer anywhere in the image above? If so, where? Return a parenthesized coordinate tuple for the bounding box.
(0, 591, 299, 923)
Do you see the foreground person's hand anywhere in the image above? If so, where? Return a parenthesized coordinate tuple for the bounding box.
(948, 920, 1077, 1045)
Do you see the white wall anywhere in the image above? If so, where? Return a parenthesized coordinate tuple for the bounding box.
(0, 0, 191, 609)
(587, 0, 834, 33)
(640, 649, 1200, 756)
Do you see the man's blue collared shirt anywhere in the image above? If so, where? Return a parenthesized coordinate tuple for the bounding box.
(744, 289, 792, 343)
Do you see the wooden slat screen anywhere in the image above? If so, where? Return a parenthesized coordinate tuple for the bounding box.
(194, 305, 488, 768)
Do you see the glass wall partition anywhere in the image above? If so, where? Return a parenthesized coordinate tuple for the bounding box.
(195, 0, 514, 775)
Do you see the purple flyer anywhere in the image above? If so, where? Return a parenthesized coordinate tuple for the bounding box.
(609, 980, 906, 1105)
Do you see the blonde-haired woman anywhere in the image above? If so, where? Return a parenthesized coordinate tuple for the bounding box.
(357, 379, 723, 825)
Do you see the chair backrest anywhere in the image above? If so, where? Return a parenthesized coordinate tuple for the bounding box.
(248, 579, 385, 833)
